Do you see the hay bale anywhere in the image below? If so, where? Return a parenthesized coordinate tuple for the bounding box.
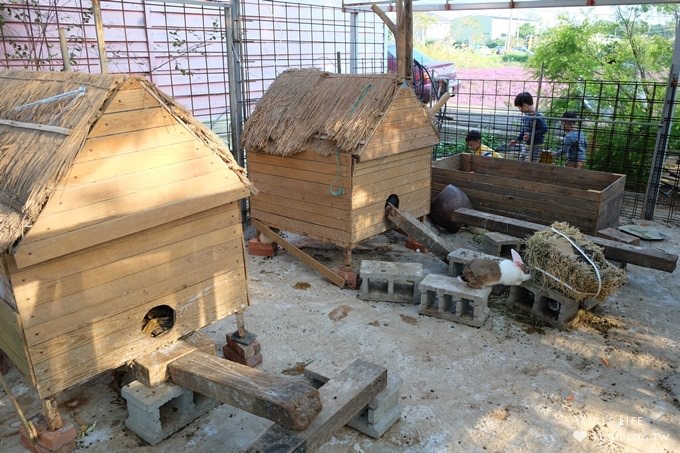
(524, 222, 626, 302)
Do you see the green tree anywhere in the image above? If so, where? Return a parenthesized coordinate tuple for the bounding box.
(414, 13, 439, 45)
(526, 7, 676, 191)
(518, 22, 536, 40)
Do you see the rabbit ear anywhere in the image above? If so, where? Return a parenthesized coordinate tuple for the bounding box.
(511, 248, 524, 266)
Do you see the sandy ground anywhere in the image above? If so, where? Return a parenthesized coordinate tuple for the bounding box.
(1, 218, 679, 453)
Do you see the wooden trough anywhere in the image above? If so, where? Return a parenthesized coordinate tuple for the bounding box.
(0, 71, 253, 418)
(432, 153, 626, 234)
(243, 69, 439, 283)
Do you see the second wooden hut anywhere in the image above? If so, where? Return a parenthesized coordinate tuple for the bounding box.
(242, 69, 439, 284)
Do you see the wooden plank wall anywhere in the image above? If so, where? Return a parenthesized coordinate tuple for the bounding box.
(0, 301, 32, 380)
(8, 202, 247, 398)
(352, 147, 431, 243)
(14, 84, 248, 269)
(248, 150, 354, 247)
(359, 91, 439, 161)
(432, 154, 625, 233)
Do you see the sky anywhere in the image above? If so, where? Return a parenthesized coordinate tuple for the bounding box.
(284, 1, 673, 27)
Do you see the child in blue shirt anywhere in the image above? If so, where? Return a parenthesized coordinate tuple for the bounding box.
(509, 92, 548, 162)
(553, 111, 587, 168)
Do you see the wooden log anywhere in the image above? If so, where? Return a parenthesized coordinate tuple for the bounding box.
(131, 332, 215, 387)
(168, 350, 322, 431)
(386, 204, 453, 262)
(251, 219, 346, 288)
(451, 208, 677, 272)
(243, 359, 387, 453)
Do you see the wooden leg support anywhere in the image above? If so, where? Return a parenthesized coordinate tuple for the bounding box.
(336, 248, 358, 289)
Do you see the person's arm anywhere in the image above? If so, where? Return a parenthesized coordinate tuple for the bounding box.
(554, 132, 574, 160)
(510, 117, 526, 145)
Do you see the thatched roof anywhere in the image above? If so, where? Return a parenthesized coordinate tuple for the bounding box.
(0, 70, 252, 253)
(241, 69, 402, 156)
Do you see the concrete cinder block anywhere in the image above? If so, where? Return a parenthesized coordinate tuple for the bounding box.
(446, 248, 501, 277)
(482, 231, 522, 258)
(359, 260, 423, 304)
(508, 280, 580, 328)
(303, 361, 402, 438)
(347, 402, 402, 439)
(122, 380, 218, 445)
(418, 274, 492, 327)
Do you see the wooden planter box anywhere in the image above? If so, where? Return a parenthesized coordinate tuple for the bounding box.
(431, 154, 626, 234)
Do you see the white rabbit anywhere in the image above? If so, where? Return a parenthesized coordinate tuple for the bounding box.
(458, 249, 531, 289)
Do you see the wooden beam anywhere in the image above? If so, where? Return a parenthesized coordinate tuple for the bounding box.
(251, 219, 347, 288)
(168, 350, 322, 431)
(131, 332, 215, 387)
(0, 119, 71, 135)
(244, 359, 387, 452)
(371, 4, 396, 35)
(451, 208, 678, 272)
(386, 204, 453, 262)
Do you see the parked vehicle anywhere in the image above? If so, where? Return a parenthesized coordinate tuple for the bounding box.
(387, 45, 460, 105)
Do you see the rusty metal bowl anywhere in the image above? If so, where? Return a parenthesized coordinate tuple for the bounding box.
(429, 184, 472, 233)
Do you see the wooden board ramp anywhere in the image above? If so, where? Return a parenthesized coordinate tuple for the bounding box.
(252, 219, 346, 288)
(243, 359, 387, 452)
(167, 350, 322, 431)
(385, 203, 454, 262)
(451, 208, 678, 273)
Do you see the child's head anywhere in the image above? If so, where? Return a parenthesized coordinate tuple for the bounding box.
(561, 111, 579, 130)
(465, 130, 482, 150)
(514, 92, 534, 113)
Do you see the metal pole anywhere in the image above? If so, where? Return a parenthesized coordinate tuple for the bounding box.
(643, 19, 680, 220)
(226, 1, 244, 168)
(349, 11, 358, 74)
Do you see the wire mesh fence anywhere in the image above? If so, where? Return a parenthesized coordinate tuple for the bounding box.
(1, 0, 678, 225)
(433, 77, 680, 225)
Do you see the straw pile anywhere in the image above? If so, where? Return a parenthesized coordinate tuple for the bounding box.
(523, 222, 627, 302)
(241, 69, 401, 156)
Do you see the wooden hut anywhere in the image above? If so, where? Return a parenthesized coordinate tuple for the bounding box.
(242, 69, 439, 280)
(0, 70, 253, 404)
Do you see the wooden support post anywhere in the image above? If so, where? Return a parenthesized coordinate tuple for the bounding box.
(403, 0, 413, 81)
(236, 311, 246, 338)
(342, 248, 352, 269)
(92, 0, 109, 74)
(58, 28, 71, 72)
(168, 350, 322, 431)
(244, 359, 387, 452)
(42, 398, 62, 431)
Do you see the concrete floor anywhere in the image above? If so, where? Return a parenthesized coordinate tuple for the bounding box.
(1, 220, 679, 452)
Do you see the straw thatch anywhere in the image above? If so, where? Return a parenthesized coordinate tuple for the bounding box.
(0, 70, 252, 253)
(524, 222, 627, 303)
(241, 69, 402, 156)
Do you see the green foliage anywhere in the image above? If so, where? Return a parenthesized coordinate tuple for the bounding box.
(501, 52, 529, 63)
(526, 7, 677, 192)
(518, 23, 536, 39)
